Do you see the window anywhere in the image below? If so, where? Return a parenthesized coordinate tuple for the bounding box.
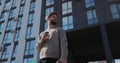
(14, 30, 20, 41)
(1, 45, 11, 59)
(46, 0, 54, 6)
(44, 22, 48, 30)
(26, 26, 32, 39)
(9, 9, 16, 18)
(45, 7, 53, 30)
(115, 59, 120, 63)
(6, 20, 14, 31)
(11, 60, 15, 63)
(87, 9, 98, 25)
(12, 44, 18, 57)
(62, 1, 72, 15)
(62, 15, 74, 30)
(3, 1, 11, 10)
(30, 1, 35, 11)
(0, 23, 4, 33)
(19, 6, 24, 15)
(23, 57, 34, 63)
(45, 7, 54, 16)
(0, 0, 2, 4)
(110, 3, 120, 19)
(0, 2, 1, 6)
(0, 12, 8, 21)
(17, 17, 23, 28)
(12, 0, 16, 7)
(21, 0, 26, 4)
(1, 61, 7, 63)
(85, 0, 95, 8)
(28, 13, 34, 24)
(24, 40, 35, 55)
(3, 32, 11, 44)
(5, 0, 10, 2)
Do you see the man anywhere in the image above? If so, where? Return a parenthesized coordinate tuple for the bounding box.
(36, 12, 68, 63)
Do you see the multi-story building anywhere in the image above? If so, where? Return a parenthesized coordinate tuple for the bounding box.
(0, 0, 120, 63)
(0, 0, 42, 63)
(40, 0, 120, 63)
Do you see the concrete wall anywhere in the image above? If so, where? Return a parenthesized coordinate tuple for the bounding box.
(0, 0, 42, 63)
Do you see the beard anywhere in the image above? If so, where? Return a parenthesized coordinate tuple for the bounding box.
(50, 21, 57, 25)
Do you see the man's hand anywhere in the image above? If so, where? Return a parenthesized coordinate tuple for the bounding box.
(41, 35, 47, 42)
(40, 32, 49, 42)
(56, 58, 67, 63)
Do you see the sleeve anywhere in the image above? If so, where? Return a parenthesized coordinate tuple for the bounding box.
(59, 28, 68, 59)
(35, 32, 44, 51)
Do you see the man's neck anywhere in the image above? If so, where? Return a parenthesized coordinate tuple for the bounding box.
(48, 24, 55, 29)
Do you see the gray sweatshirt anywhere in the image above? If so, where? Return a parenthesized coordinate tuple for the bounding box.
(35, 27, 68, 59)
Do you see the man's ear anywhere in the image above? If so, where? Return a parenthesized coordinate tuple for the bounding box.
(47, 18, 50, 21)
(45, 16, 49, 21)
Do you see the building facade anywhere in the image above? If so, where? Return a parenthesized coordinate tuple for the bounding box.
(40, 0, 120, 63)
(0, 0, 42, 63)
(0, 0, 120, 63)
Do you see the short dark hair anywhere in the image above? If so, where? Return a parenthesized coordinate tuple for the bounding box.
(47, 12, 57, 18)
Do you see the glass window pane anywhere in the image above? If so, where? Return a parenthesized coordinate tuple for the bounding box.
(24, 58, 27, 63)
(115, 59, 120, 63)
(2, 45, 11, 59)
(3, 32, 11, 44)
(25, 40, 35, 55)
(63, 25, 68, 30)
(87, 9, 98, 25)
(26, 26, 32, 38)
(87, 10, 92, 19)
(46, 0, 54, 6)
(0, 23, 3, 32)
(69, 24, 73, 29)
(85, 0, 89, 4)
(30, 42, 34, 49)
(93, 10, 97, 18)
(62, 11, 67, 15)
(1, 61, 7, 63)
(19, 6, 24, 15)
(62, 3, 67, 10)
(68, 9, 72, 13)
(68, 1, 72, 9)
(91, 1, 95, 6)
(44, 22, 48, 30)
(110, 3, 120, 19)
(24, 57, 35, 63)
(45, 7, 54, 16)
(110, 4, 118, 13)
(62, 1, 72, 15)
(30, 2, 35, 11)
(85, 0, 95, 8)
(46, 0, 50, 6)
(30, 50, 34, 54)
(11, 60, 15, 63)
(113, 13, 120, 19)
(62, 15, 73, 30)
(6, 2, 11, 9)
(4, 12, 8, 18)
(69, 16, 73, 24)
(118, 4, 120, 10)
(62, 17, 68, 25)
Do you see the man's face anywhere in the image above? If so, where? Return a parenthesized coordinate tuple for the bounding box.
(47, 14, 58, 25)
(48, 14, 57, 21)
